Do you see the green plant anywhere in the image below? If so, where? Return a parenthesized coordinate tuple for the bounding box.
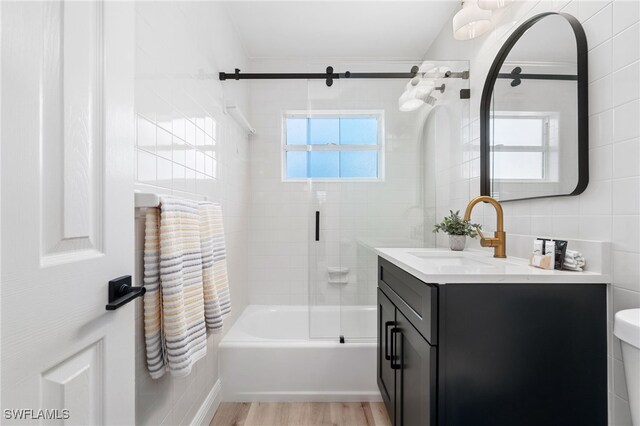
(433, 210, 482, 238)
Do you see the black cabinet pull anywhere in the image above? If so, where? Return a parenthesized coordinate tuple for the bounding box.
(385, 321, 395, 360)
(315, 211, 320, 241)
(105, 275, 146, 311)
(390, 327, 403, 370)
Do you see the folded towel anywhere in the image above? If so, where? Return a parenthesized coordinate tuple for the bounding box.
(563, 251, 586, 272)
(199, 202, 231, 331)
(144, 197, 207, 378)
(563, 263, 584, 272)
(565, 250, 583, 259)
(564, 257, 585, 267)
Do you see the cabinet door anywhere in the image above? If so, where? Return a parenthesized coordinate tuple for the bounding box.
(394, 309, 437, 426)
(377, 289, 396, 421)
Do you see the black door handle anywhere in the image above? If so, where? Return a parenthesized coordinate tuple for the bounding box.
(384, 321, 395, 360)
(105, 275, 146, 311)
(315, 211, 320, 241)
(390, 327, 403, 370)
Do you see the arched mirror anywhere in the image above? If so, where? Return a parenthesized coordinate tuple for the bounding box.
(480, 12, 588, 202)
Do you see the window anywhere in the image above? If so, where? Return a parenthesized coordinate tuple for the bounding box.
(282, 111, 384, 181)
(491, 113, 557, 181)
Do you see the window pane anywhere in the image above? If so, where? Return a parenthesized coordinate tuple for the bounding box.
(309, 118, 339, 145)
(286, 118, 307, 145)
(493, 117, 544, 146)
(340, 151, 378, 178)
(286, 151, 307, 178)
(340, 118, 377, 145)
(309, 151, 339, 178)
(493, 152, 544, 180)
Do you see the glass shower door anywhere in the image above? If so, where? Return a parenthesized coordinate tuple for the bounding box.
(304, 60, 470, 342)
(305, 73, 345, 340)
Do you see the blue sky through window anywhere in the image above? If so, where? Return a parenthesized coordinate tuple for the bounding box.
(284, 115, 381, 179)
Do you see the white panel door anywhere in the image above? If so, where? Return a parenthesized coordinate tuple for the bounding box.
(1, 1, 135, 424)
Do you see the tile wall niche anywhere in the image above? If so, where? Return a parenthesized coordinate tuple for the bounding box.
(132, 2, 249, 425)
(423, 1, 640, 424)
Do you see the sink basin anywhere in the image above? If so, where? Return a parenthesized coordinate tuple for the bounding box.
(406, 252, 496, 268)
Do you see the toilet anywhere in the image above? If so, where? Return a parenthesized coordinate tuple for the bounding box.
(614, 309, 640, 426)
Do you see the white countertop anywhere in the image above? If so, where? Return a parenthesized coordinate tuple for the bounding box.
(375, 248, 610, 284)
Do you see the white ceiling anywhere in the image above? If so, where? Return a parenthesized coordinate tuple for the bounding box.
(223, 1, 459, 59)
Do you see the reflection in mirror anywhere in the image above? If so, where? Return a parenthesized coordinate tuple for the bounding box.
(480, 13, 588, 201)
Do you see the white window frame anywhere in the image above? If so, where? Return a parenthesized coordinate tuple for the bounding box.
(281, 110, 385, 182)
(491, 111, 559, 183)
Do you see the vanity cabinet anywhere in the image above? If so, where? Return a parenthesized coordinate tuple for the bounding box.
(378, 289, 436, 426)
(377, 257, 608, 426)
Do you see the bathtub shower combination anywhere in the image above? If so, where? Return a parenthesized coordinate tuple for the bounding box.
(220, 60, 469, 402)
(220, 306, 378, 401)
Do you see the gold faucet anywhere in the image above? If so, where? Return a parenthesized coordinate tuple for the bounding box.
(463, 196, 507, 258)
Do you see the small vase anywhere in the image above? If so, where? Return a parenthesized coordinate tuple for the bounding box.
(449, 235, 466, 251)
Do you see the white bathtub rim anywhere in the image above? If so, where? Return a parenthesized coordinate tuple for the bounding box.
(222, 304, 376, 344)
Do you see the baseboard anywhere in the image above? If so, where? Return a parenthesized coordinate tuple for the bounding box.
(190, 379, 222, 426)
(224, 390, 382, 403)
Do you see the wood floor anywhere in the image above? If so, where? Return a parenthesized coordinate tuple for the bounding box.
(210, 402, 392, 426)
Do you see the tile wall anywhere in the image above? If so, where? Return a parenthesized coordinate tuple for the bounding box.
(132, 2, 250, 425)
(423, 1, 640, 424)
(245, 59, 467, 309)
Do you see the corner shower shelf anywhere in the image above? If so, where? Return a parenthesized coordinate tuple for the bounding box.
(225, 103, 256, 136)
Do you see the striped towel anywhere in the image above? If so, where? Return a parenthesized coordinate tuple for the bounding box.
(199, 202, 232, 331)
(142, 208, 166, 379)
(144, 196, 231, 378)
(145, 197, 207, 378)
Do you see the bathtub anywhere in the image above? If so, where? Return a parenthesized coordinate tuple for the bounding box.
(220, 305, 380, 402)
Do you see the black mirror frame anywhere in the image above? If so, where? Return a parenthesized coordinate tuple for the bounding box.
(480, 12, 589, 202)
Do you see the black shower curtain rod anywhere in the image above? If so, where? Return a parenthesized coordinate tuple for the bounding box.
(219, 66, 469, 87)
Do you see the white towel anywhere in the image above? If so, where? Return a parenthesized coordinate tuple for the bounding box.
(563, 250, 586, 272)
(565, 250, 583, 259)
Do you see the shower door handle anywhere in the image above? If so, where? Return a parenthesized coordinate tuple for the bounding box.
(390, 327, 403, 370)
(315, 211, 320, 241)
(384, 321, 395, 360)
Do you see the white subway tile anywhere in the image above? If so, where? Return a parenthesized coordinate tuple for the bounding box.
(613, 0, 640, 34)
(613, 138, 640, 178)
(612, 61, 640, 107)
(589, 75, 613, 115)
(612, 177, 640, 214)
(136, 149, 156, 183)
(612, 250, 640, 292)
(589, 110, 613, 147)
(589, 40, 612, 83)
(580, 1, 612, 22)
(613, 217, 640, 253)
(583, 4, 613, 48)
(613, 22, 640, 69)
(613, 100, 640, 142)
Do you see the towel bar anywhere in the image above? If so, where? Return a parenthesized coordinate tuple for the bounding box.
(134, 192, 209, 208)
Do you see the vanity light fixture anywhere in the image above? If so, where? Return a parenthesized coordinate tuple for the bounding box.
(478, 0, 513, 10)
(452, 0, 493, 40)
(398, 78, 436, 112)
